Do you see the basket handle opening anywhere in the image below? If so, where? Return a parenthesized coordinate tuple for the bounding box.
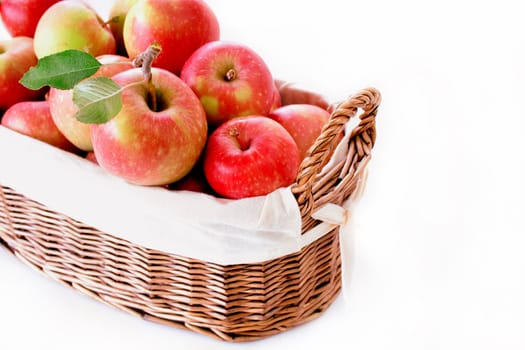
(290, 87, 381, 232)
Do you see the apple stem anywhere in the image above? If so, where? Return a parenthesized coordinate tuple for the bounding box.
(147, 81, 158, 111)
(133, 43, 162, 111)
(225, 68, 237, 82)
(229, 127, 249, 150)
(229, 128, 240, 137)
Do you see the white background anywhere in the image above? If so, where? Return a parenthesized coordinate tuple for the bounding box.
(1, 0, 525, 349)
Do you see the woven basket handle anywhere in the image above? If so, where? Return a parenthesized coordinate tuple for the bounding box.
(290, 87, 381, 231)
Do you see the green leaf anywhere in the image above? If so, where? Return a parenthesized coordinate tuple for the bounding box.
(20, 50, 102, 90)
(73, 77, 123, 124)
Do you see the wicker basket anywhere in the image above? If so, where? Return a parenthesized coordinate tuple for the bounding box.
(0, 85, 381, 342)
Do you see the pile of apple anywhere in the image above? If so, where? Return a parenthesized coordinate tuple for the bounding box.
(0, 0, 332, 199)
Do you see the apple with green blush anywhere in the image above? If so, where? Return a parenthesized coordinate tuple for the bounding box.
(123, 0, 219, 75)
(48, 54, 132, 151)
(33, 0, 116, 59)
(181, 41, 275, 127)
(107, 0, 139, 56)
(90, 67, 208, 186)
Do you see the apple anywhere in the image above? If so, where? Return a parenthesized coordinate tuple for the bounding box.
(33, 0, 116, 59)
(1, 100, 78, 153)
(90, 67, 208, 186)
(123, 0, 219, 75)
(85, 151, 98, 164)
(181, 41, 275, 127)
(48, 54, 132, 151)
(165, 153, 212, 193)
(0, 0, 61, 37)
(166, 168, 211, 193)
(203, 116, 300, 199)
(268, 104, 330, 161)
(0, 37, 44, 111)
(107, 0, 138, 56)
(275, 79, 331, 110)
(167, 173, 207, 192)
(270, 84, 282, 112)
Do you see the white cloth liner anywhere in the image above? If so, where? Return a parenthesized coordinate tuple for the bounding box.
(0, 125, 363, 276)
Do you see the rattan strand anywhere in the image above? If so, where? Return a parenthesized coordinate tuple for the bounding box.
(0, 87, 380, 341)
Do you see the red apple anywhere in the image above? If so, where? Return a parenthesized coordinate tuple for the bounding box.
(167, 173, 208, 192)
(203, 116, 300, 199)
(165, 153, 211, 193)
(0, 0, 61, 37)
(275, 79, 331, 110)
(107, 0, 139, 56)
(270, 84, 282, 112)
(181, 41, 275, 127)
(33, 1, 116, 58)
(48, 54, 132, 151)
(268, 104, 330, 161)
(166, 169, 211, 193)
(1, 100, 78, 153)
(0, 36, 44, 111)
(123, 0, 219, 75)
(85, 151, 98, 164)
(90, 67, 208, 186)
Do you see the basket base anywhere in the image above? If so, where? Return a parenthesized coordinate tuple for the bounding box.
(1, 184, 342, 342)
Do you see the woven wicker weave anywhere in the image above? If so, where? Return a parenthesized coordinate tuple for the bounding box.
(0, 86, 381, 342)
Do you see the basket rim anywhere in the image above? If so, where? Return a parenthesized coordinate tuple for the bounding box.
(0, 86, 380, 265)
